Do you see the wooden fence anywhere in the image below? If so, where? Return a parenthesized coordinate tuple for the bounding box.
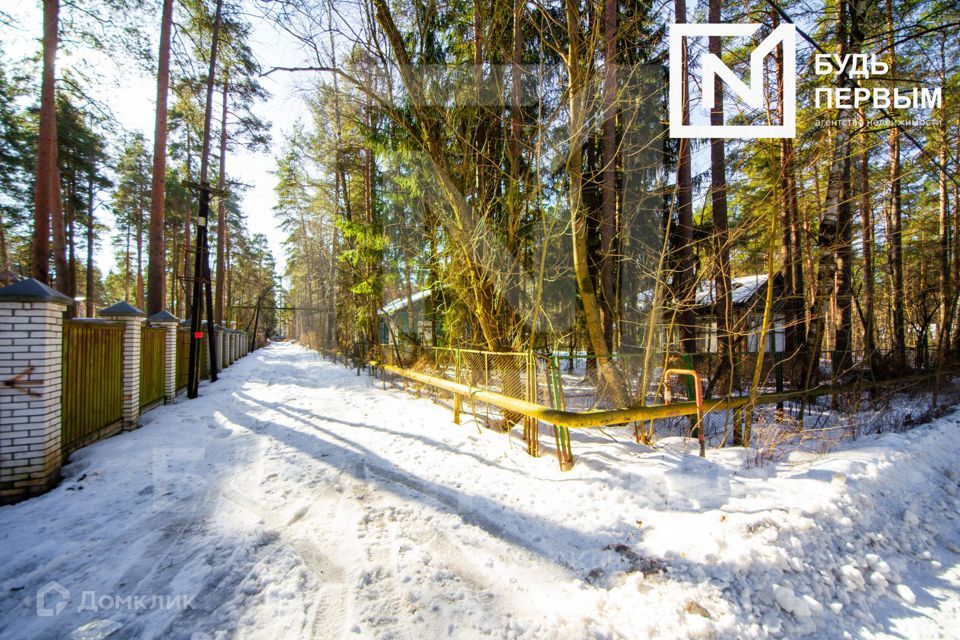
(176, 328, 209, 391)
(61, 320, 124, 456)
(60, 322, 238, 459)
(140, 326, 166, 408)
(176, 329, 190, 391)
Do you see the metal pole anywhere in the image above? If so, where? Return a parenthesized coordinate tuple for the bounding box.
(185, 0, 223, 399)
(203, 242, 218, 382)
(187, 188, 209, 399)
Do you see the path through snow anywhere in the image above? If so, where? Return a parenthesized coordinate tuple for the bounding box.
(1, 342, 960, 639)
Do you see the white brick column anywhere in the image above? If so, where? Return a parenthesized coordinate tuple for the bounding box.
(0, 278, 72, 504)
(205, 328, 212, 373)
(148, 311, 179, 404)
(216, 326, 224, 371)
(100, 302, 146, 431)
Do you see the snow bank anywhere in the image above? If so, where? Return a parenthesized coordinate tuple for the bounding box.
(0, 342, 958, 639)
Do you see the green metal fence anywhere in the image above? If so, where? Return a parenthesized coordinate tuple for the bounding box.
(140, 326, 166, 408)
(61, 320, 124, 456)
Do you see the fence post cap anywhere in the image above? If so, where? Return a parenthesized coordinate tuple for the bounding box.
(147, 310, 180, 323)
(99, 301, 146, 318)
(0, 277, 72, 305)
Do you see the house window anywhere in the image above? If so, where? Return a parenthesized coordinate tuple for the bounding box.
(697, 317, 718, 353)
(747, 313, 786, 353)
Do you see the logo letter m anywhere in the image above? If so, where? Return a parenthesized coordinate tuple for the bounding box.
(670, 23, 796, 139)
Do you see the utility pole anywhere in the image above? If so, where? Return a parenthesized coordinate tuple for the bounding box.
(187, 0, 224, 399)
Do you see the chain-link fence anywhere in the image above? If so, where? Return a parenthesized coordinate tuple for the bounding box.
(317, 340, 957, 470)
(353, 342, 952, 463)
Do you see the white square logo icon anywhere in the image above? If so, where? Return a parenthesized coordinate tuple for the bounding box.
(669, 23, 796, 139)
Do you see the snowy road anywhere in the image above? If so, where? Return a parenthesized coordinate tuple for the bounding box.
(2, 342, 960, 639)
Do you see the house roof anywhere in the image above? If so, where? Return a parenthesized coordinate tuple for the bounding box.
(381, 289, 432, 315)
(636, 274, 774, 310)
(698, 274, 770, 307)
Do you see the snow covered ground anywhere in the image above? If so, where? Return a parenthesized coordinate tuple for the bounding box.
(1, 341, 960, 639)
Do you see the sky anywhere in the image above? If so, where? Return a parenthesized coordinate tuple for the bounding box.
(3, 1, 312, 277)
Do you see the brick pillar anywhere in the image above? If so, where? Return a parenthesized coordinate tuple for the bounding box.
(100, 301, 146, 431)
(205, 325, 211, 373)
(0, 278, 72, 503)
(148, 311, 179, 404)
(215, 326, 224, 371)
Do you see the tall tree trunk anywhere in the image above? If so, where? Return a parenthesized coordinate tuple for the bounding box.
(373, 0, 519, 354)
(33, 0, 61, 286)
(858, 106, 876, 366)
(834, 149, 854, 377)
(86, 167, 95, 317)
(225, 232, 232, 326)
(600, 0, 618, 349)
(215, 78, 229, 326)
(709, 0, 733, 403)
(0, 209, 9, 282)
(953, 111, 960, 295)
(673, 0, 696, 355)
(364, 100, 378, 349)
(806, 0, 863, 385)
(184, 131, 193, 284)
(136, 199, 144, 308)
(147, 0, 174, 315)
(327, 0, 343, 350)
(125, 222, 131, 303)
(507, 0, 525, 329)
(776, 9, 805, 381)
(564, 0, 630, 407)
(65, 176, 77, 317)
(937, 37, 950, 356)
(953, 111, 960, 355)
(885, 0, 906, 365)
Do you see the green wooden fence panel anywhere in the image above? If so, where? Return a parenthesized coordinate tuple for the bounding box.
(175, 328, 210, 390)
(61, 320, 124, 455)
(140, 326, 166, 408)
(176, 329, 190, 391)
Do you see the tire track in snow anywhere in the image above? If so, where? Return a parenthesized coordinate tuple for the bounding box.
(348, 461, 573, 637)
(350, 463, 420, 639)
(218, 482, 351, 640)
